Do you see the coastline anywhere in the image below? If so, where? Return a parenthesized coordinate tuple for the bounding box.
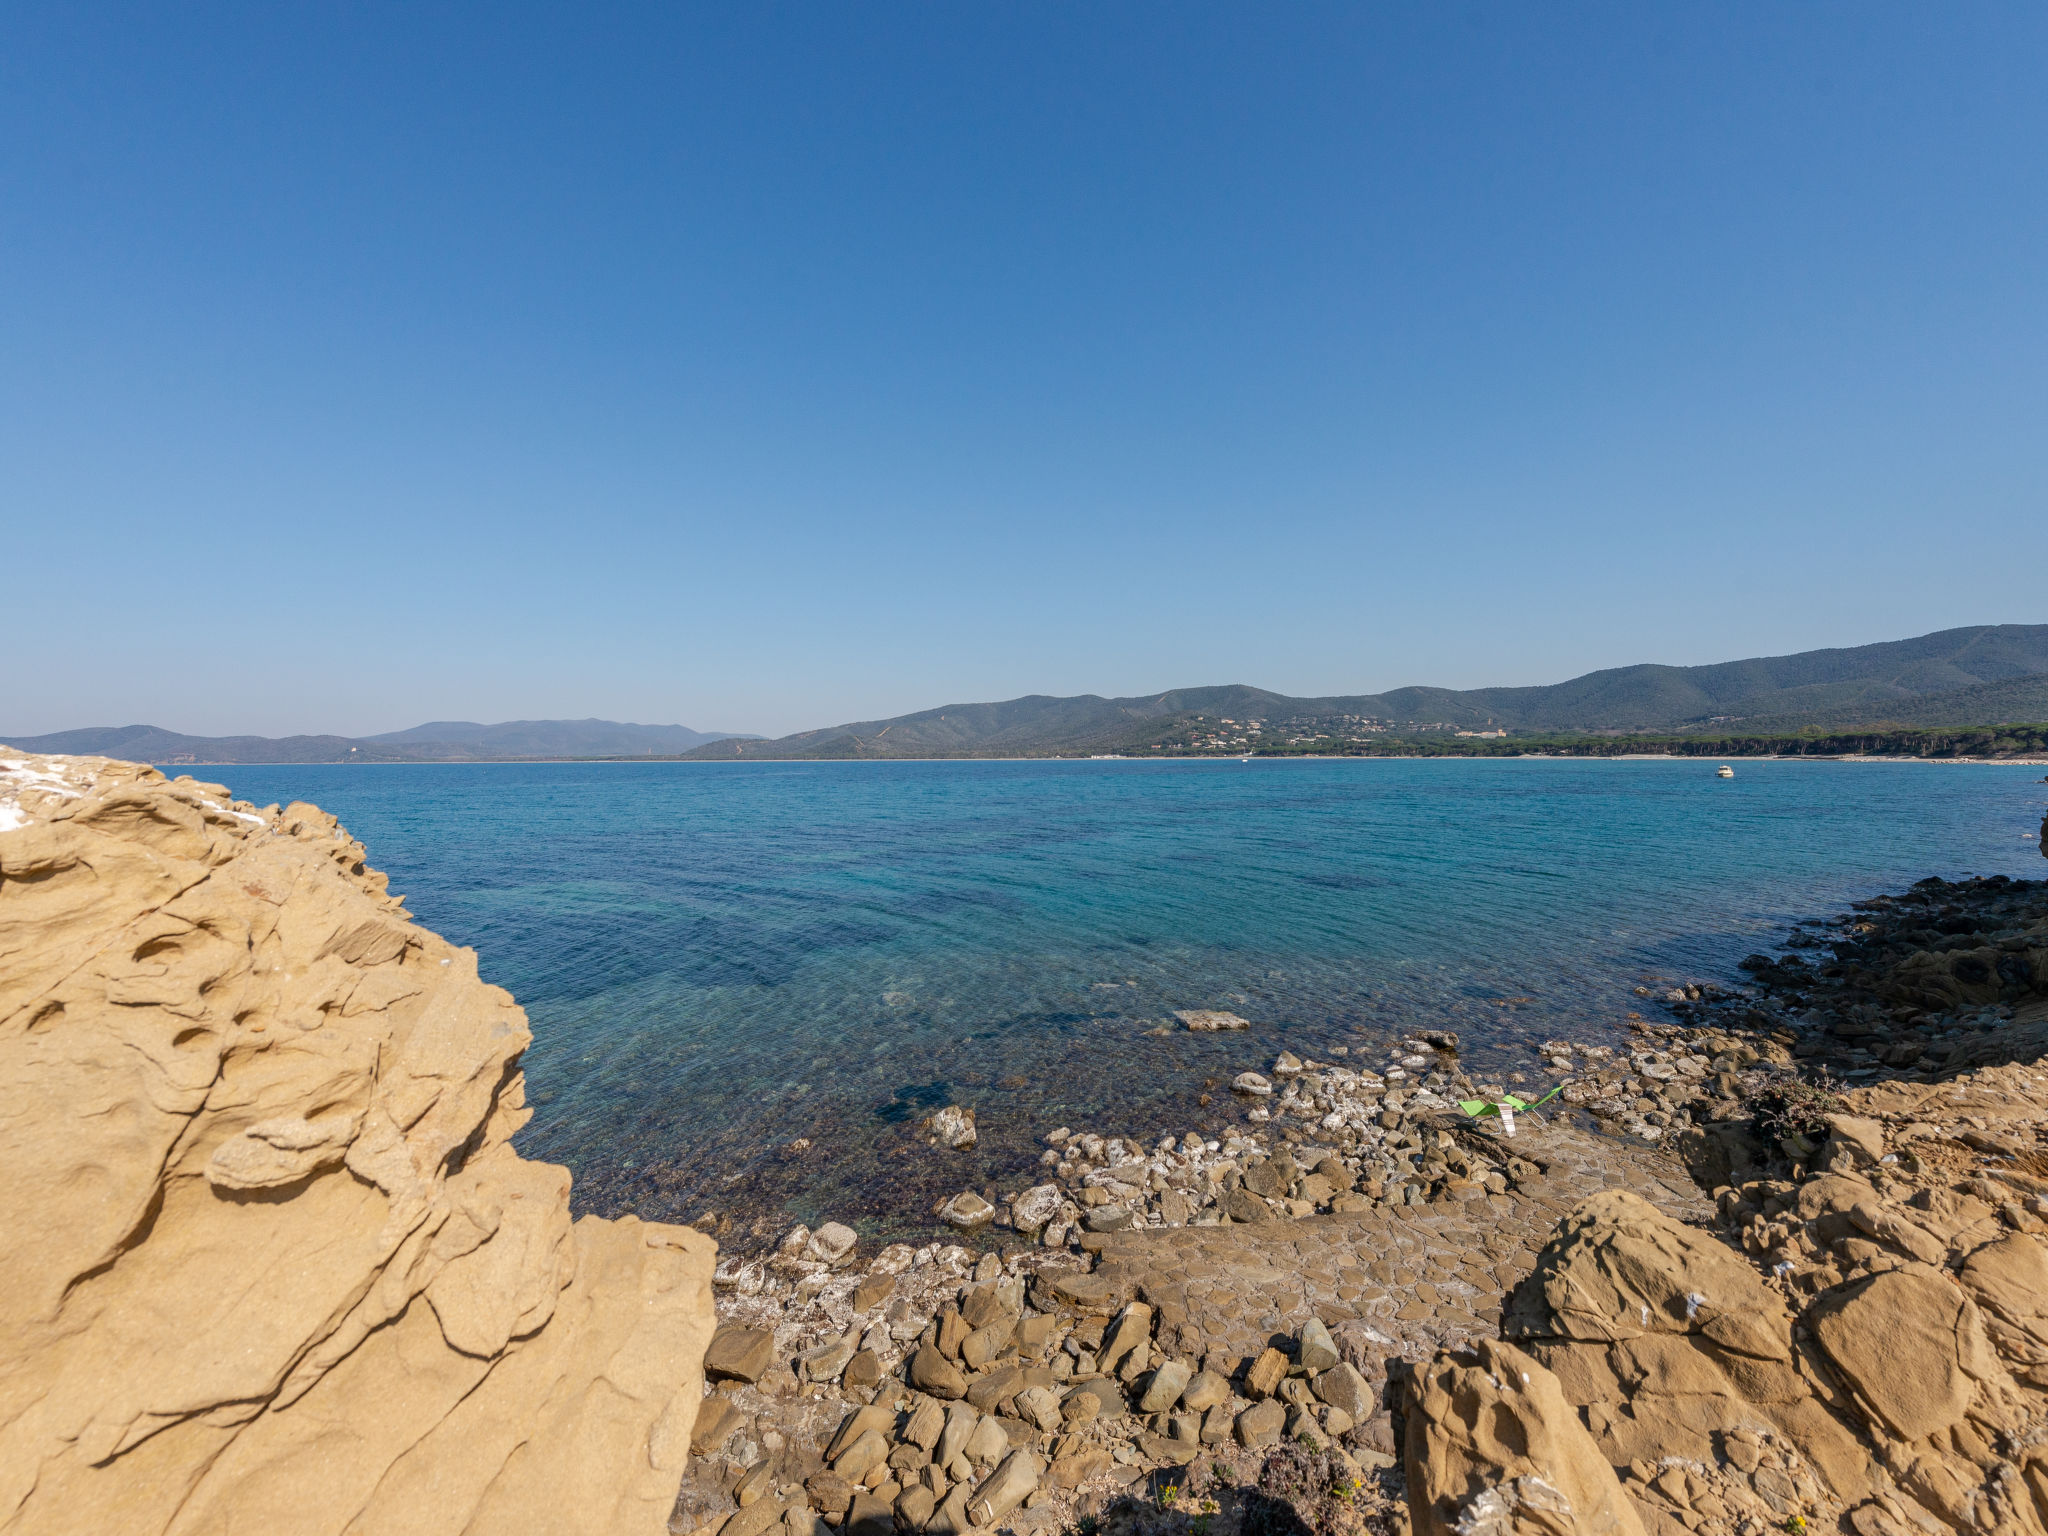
(668, 861, 2048, 1536)
(7, 749, 2047, 1536)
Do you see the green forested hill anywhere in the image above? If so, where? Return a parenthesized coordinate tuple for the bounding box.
(688, 624, 2048, 759)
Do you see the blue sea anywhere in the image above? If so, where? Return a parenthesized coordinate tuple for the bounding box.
(204, 757, 2047, 1246)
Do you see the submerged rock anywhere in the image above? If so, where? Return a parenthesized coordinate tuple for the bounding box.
(1176, 1009, 1250, 1031)
(926, 1104, 978, 1150)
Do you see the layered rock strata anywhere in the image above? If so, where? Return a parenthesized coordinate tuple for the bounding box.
(0, 751, 717, 1536)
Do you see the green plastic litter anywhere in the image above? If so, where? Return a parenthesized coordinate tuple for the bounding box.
(1459, 1084, 1563, 1119)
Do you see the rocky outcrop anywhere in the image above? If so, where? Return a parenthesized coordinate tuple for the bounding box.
(1402, 1071, 2048, 1536)
(1405, 1338, 1645, 1536)
(0, 751, 717, 1536)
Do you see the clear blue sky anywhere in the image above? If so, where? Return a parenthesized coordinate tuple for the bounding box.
(5, 5, 2043, 738)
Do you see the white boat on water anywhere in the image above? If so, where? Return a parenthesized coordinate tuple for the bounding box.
(1717, 764, 1735, 778)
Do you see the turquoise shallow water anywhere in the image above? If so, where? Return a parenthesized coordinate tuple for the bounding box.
(207, 757, 2047, 1244)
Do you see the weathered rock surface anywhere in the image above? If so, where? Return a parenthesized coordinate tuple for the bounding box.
(1406, 1337, 1645, 1536)
(0, 751, 716, 1536)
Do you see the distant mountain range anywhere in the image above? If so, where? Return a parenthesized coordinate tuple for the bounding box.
(684, 624, 2048, 759)
(8, 625, 2046, 765)
(1, 719, 750, 765)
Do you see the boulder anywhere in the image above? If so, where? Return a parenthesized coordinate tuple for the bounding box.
(1064, 1377, 1128, 1419)
(1819, 1114, 1887, 1171)
(832, 1429, 889, 1482)
(844, 1492, 896, 1536)
(901, 1397, 947, 1451)
(1405, 1338, 1646, 1536)
(1223, 1188, 1274, 1224)
(962, 1415, 1011, 1467)
(1049, 1449, 1113, 1489)
(1233, 1072, 1274, 1097)
(0, 755, 717, 1536)
(691, 1395, 741, 1456)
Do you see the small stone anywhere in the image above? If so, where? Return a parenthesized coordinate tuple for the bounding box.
(1272, 1051, 1303, 1076)
(1244, 1346, 1289, 1399)
(1011, 1184, 1065, 1235)
(967, 1451, 1044, 1527)
(1233, 1072, 1273, 1097)
(1179, 1370, 1230, 1413)
(926, 1104, 978, 1150)
(909, 1345, 969, 1399)
(704, 1325, 777, 1384)
(1176, 1010, 1251, 1031)
(896, 1486, 936, 1530)
(833, 1428, 890, 1481)
(1297, 1318, 1339, 1374)
(1015, 1385, 1064, 1432)
(1234, 1399, 1286, 1449)
(1138, 1359, 1193, 1413)
(842, 1349, 883, 1391)
(938, 1191, 995, 1230)
(1311, 1361, 1372, 1419)
(808, 1222, 860, 1266)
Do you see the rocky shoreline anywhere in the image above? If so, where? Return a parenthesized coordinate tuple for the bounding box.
(6, 750, 2047, 1536)
(674, 862, 2048, 1536)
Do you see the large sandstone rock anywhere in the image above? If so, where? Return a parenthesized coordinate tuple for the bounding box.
(0, 752, 717, 1536)
(1505, 1191, 1871, 1521)
(1405, 1337, 1647, 1536)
